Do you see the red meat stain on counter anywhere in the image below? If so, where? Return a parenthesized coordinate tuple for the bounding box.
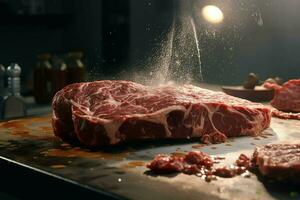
(40, 147, 129, 161)
(0, 116, 56, 140)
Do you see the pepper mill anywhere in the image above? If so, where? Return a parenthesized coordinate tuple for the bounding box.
(2, 63, 27, 119)
(0, 64, 6, 119)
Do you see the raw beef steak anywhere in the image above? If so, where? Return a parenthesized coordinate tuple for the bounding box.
(264, 79, 300, 112)
(52, 80, 271, 147)
(252, 143, 300, 182)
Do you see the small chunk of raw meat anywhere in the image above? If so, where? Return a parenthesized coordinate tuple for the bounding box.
(252, 143, 300, 182)
(146, 151, 251, 181)
(146, 154, 184, 173)
(264, 79, 300, 112)
(272, 110, 300, 120)
(235, 153, 252, 168)
(184, 151, 213, 168)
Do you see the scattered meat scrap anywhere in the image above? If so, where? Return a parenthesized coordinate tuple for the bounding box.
(146, 154, 185, 174)
(146, 151, 251, 182)
(147, 143, 300, 183)
(271, 109, 300, 120)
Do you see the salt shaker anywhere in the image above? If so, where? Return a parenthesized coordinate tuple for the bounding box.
(2, 63, 27, 119)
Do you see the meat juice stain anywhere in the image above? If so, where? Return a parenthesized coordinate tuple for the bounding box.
(50, 164, 66, 169)
(114, 171, 126, 174)
(38, 126, 53, 132)
(0, 141, 11, 146)
(260, 135, 268, 139)
(0, 116, 51, 129)
(41, 148, 129, 160)
(125, 161, 145, 168)
(254, 137, 261, 140)
(11, 130, 28, 138)
(264, 132, 273, 136)
(0, 120, 27, 130)
(192, 144, 207, 149)
(210, 146, 217, 150)
(0, 116, 54, 139)
(170, 152, 186, 157)
(61, 143, 71, 147)
(225, 143, 232, 146)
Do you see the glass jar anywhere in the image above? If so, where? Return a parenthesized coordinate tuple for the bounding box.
(66, 51, 86, 84)
(33, 53, 52, 104)
(51, 56, 67, 97)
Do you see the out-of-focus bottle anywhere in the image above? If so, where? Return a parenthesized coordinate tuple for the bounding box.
(2, 63, 27, 119)
(33, 53, 52, 104)
(0, 64, 6, 119)
(66, 51, 86, 84)
(0, 64, 6, 95)
(51, 56, 67, 97)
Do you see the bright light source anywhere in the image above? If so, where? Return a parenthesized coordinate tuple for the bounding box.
(202, 5, 224, 24)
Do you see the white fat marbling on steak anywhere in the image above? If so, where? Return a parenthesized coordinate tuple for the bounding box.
(52, 80, 271, 146)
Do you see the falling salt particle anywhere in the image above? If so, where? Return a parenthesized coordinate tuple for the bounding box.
(187, 136, 190, 139)
(257, 15, 263, 26)
(148, 2, 151, 6)
(118, 178, 122, 182)
(190, 17, 203, 81)
(254, 13, 263, 26)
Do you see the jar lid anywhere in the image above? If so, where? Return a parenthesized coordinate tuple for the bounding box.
(7, 63, 21, 78)
(0, 64, 5, 76)
(38, 53, 52, 60)
(68, 51, 83, 59)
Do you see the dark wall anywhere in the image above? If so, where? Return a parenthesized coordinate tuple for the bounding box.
(0, 0, 103, 92)
(198, 0, 300, 84)
(129, 0, 300, 85)
(234, 0, 300, 83)
(1, 0, 300, 91)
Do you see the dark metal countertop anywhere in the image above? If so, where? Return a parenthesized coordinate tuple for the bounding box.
(0, 86, 299, 200)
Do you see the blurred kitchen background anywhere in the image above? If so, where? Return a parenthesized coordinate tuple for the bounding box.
(1, 0, 300, 117)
